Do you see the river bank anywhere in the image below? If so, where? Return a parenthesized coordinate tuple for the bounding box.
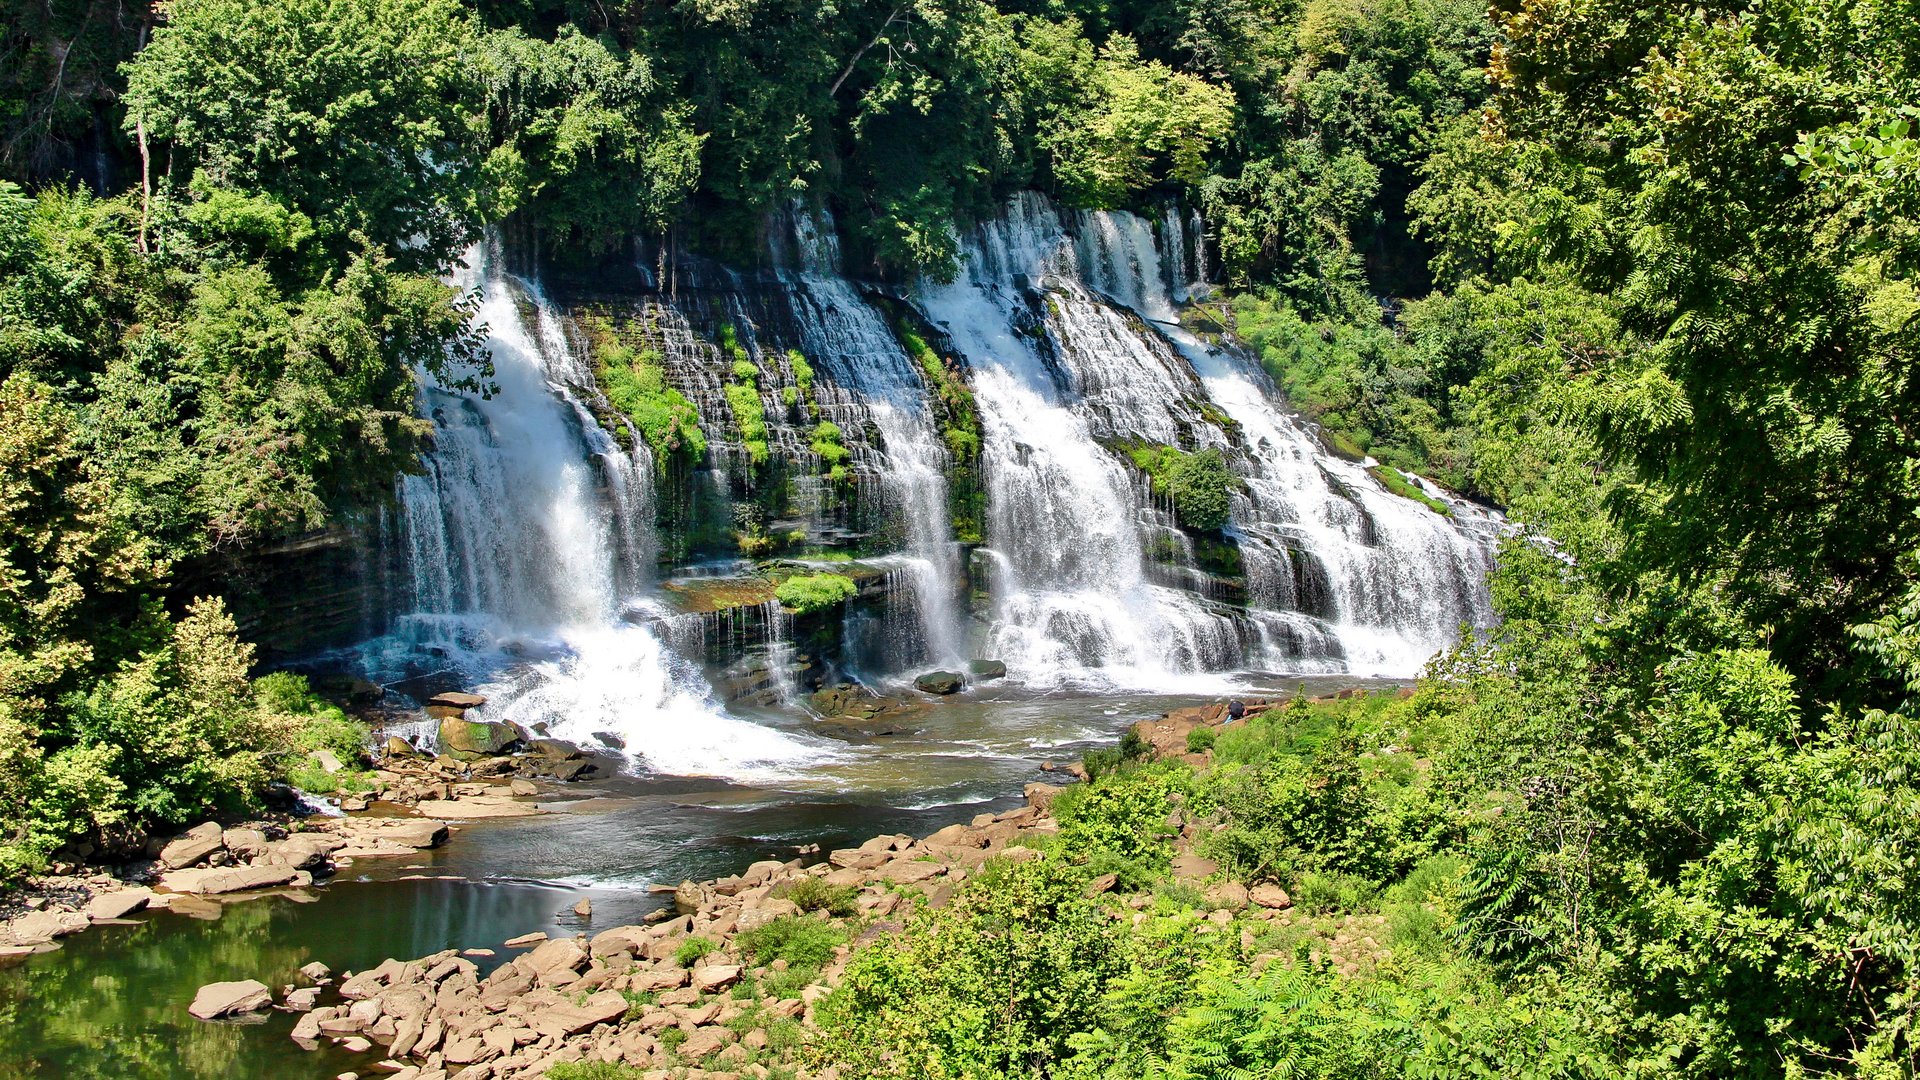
(195, 698, 1305, 1080)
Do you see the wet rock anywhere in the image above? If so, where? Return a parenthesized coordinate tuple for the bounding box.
(384, 736, 418, 758)
(299, 961, 332, 982)
(573, 897, 592, 917)
(503, 932, 547, 948)
(967, 659, 1008, 680)
(426, 691, 487, 709)
(913, 671, 965, 695)
(189, 979, 273, 1019)
(438, 717, 521, 757)
(549, 758, 596, 782)
(528, 738, 584, 761)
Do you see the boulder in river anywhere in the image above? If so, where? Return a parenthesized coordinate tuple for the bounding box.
(914, 671, 965, 695)
(189, 979, 273, 1020)
(967, 659, 1008, 680)
(438, 717, 521, 757)
(426, 691, 487, 709)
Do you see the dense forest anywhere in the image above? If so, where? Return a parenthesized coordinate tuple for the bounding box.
(3, 0, 1918, 1074)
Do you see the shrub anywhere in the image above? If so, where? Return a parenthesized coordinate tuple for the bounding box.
(813, 856, 1125, 1078)
(1053, 763, 1187, 885)
(1186, 726, 1217, 753)
(774, 573, 857, 615)
(778, 876, 858, 917)
(1125, 444, 1235, 531)
(739, 913, 847, 993)
(675, 936, 718, 967)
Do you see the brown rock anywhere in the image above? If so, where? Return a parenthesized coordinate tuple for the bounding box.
(189, 979, 273, 1019)
(162, 863, 297, 895)
(503, 931, 548, 947)
(1023, 782, 1062, 813)
(7, 909, 90, 944)
(159, 828, 226, 870)
(1250, 883, 1292, 910)
(1206, 881, 1250, 910)
(1170, 853, 1219, 883)
(531, 989, 628, 1037)
(874, 859, 945, 885)
(573, 897, 593, 917)
(691, 964, 743, 993)
(427, 691, 487, 709)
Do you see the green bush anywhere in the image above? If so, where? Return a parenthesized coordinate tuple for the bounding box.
(810, 421, 850, 483)
(1125, 444, 1235, 531)
(1186, 726, 1217, 753)
(738, 913, 847, 994)
(674, 935, 718, 967)
(1053, 763, 1187, 887)
(778, 876, 858, 917)
(774, 572, 856, 615)
(814, 856, 1125, 1078)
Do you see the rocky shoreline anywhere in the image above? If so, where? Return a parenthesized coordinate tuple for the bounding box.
(0, 715, 581, 957)
(181, 698, 1319, 1080)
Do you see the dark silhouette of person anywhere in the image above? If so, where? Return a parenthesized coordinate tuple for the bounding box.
(1227, 698, 1246, 723)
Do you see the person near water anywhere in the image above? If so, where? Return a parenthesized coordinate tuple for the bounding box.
(1226, 698, 1246, 723)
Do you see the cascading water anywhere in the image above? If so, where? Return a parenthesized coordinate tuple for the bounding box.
(917, 193, 1497, 686)
(916, 196, 1251, 688)
(1072, 206, 1499, 673)
(365, 244, 832, 781)
(772, 209, 967, 670)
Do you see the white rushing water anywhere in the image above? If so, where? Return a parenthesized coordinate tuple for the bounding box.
(773, 208, 967, 670)
(916, 193, 1497, 687)
(370, 245, 834, 781)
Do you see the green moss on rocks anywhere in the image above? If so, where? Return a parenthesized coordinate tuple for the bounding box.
(585, 321, 707, 470)
(1369, 465, 1452, 516)
(774, 572, 858, 615)
(1124, 443, 1235, 532)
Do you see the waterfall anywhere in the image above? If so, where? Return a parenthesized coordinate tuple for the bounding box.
(367, 244, 833, 781)
(774, 208, 967, 670)
(1070, 206, 1500, 674)
(916, 193, 1497, 687)
(916, 195, 1252, 689)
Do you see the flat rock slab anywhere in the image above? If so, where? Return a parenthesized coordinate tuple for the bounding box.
(427, 691, 487, 709)
(190, 979, 273, 1019)
(531, 989, 628, 1038)
(83, 888, 153, 921)
(410, 797, 542, 820)
(3, 909, 90, 945)
(161, 864, 298, 895)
